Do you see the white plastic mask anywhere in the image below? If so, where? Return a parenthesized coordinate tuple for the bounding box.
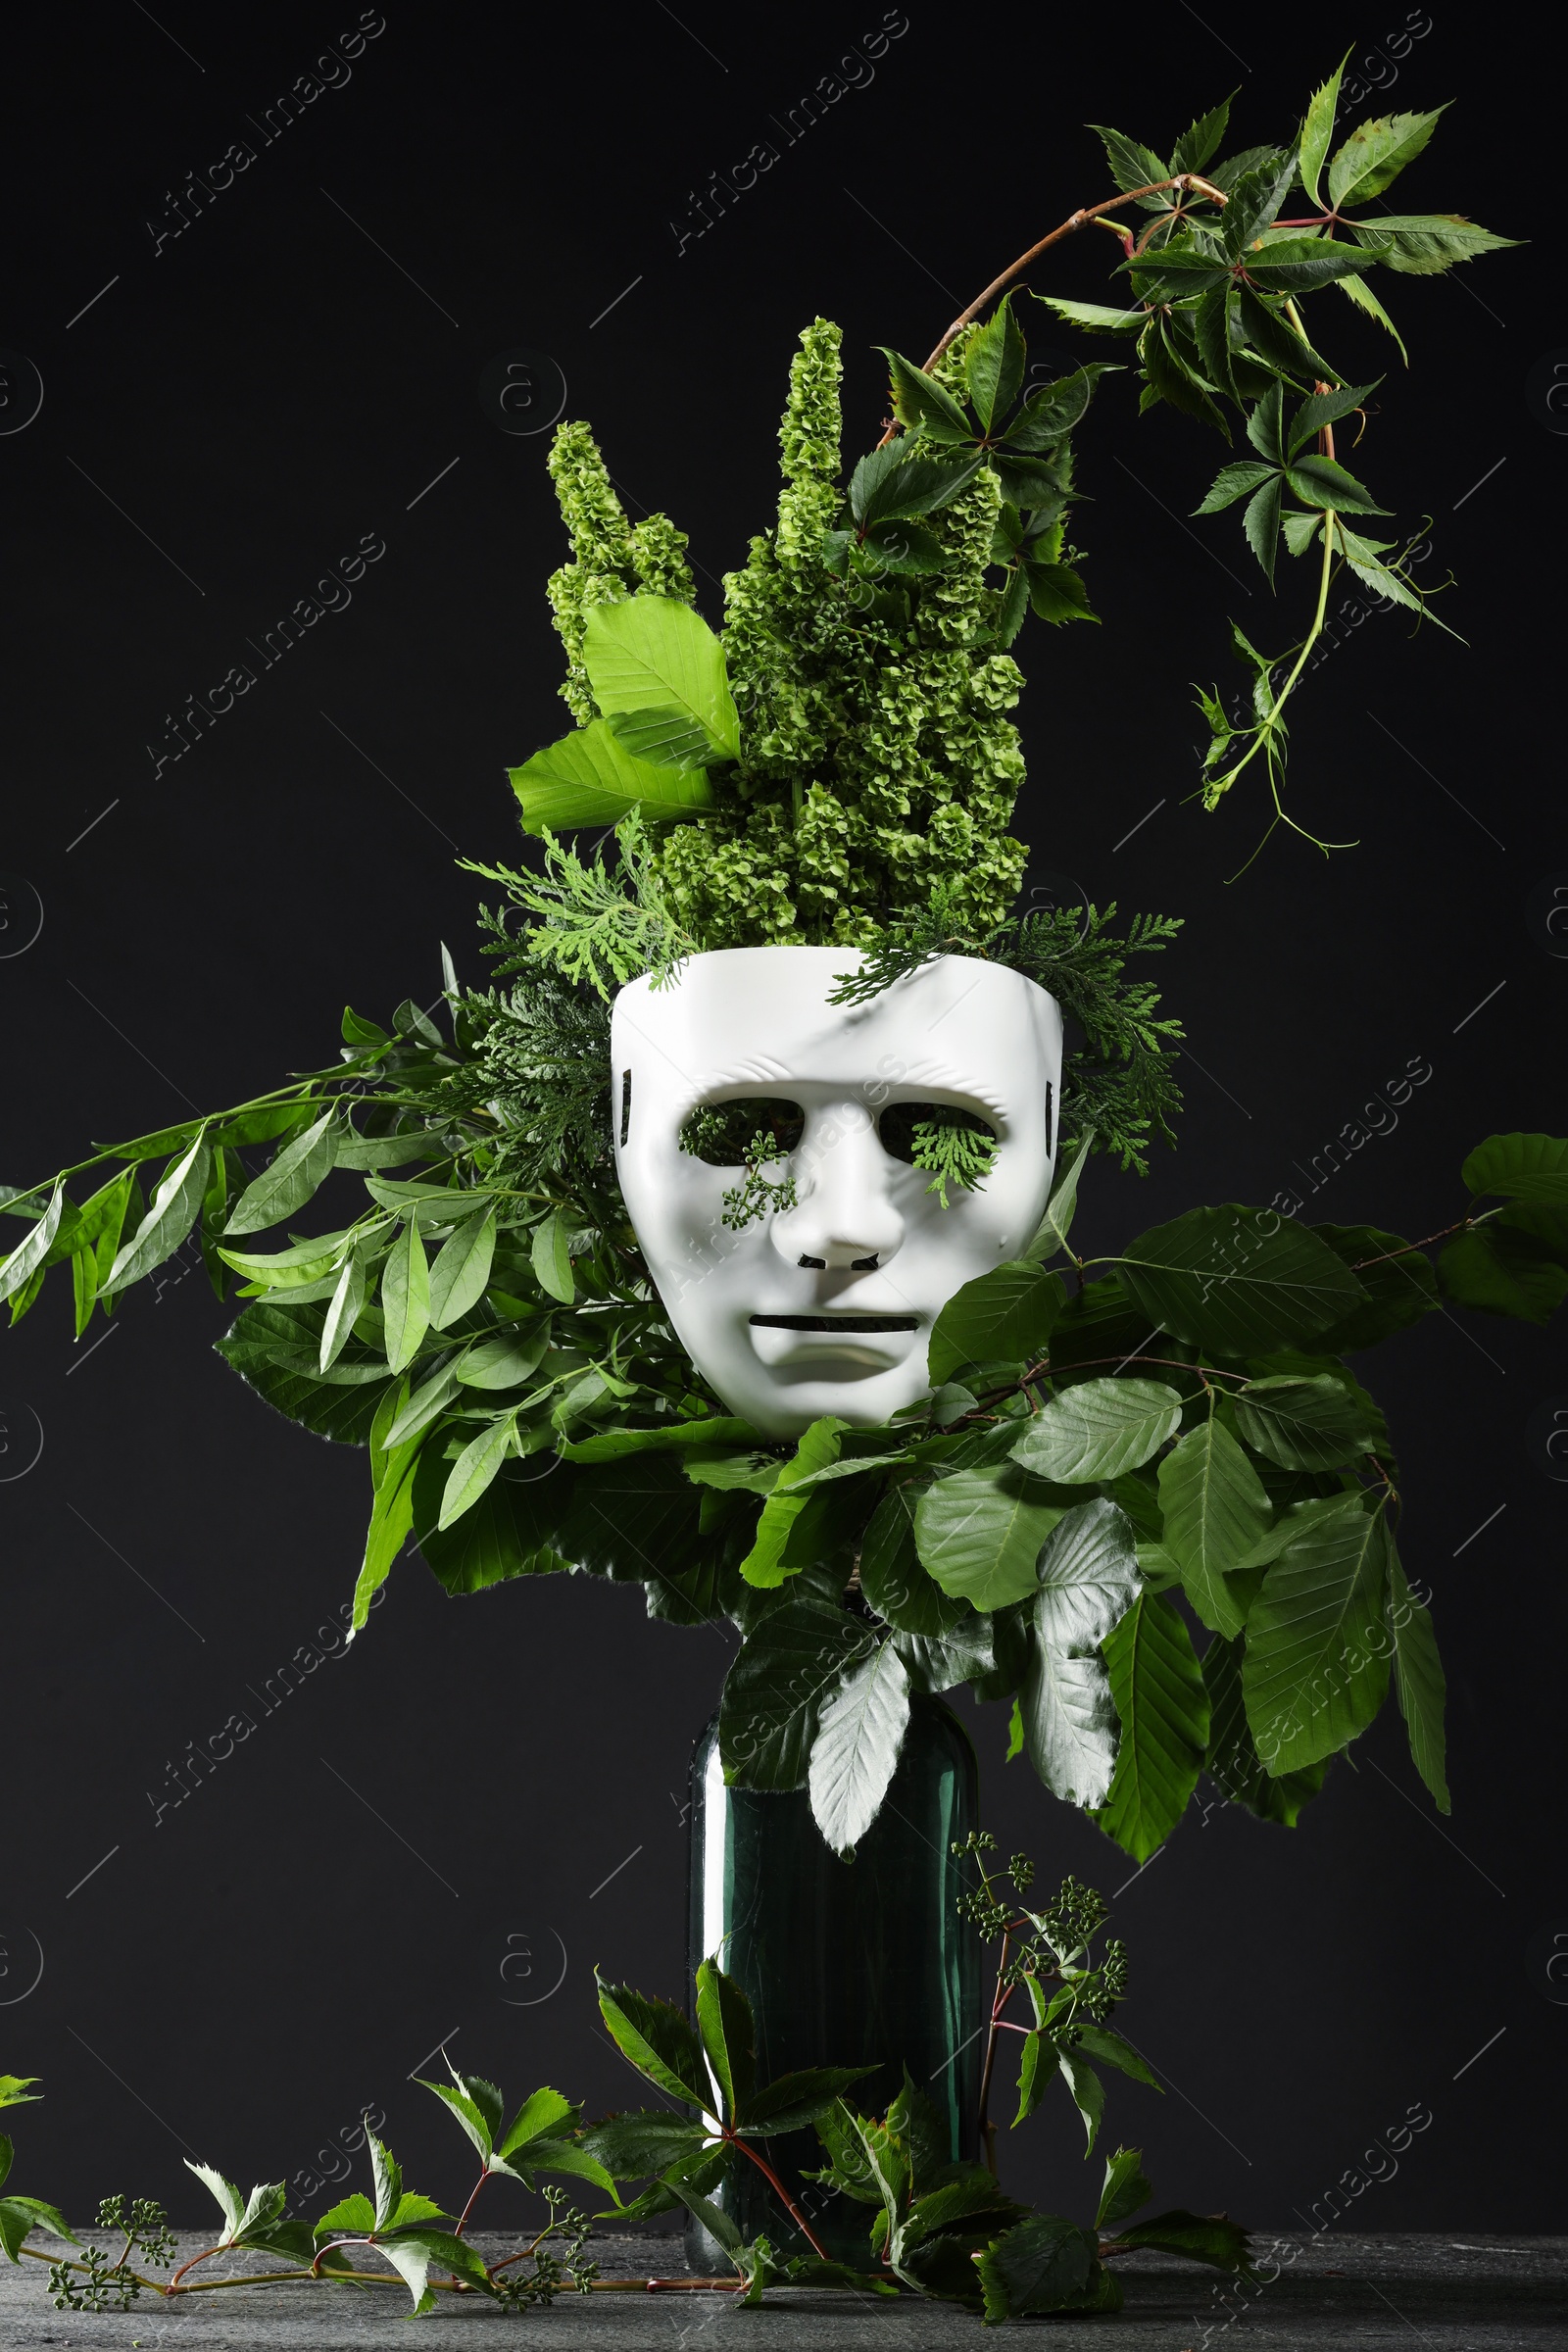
(612, 948, 1062, 1437)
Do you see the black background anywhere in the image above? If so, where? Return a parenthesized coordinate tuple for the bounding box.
(2, 0, 1562, 2241)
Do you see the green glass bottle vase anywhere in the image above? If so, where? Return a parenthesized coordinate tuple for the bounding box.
(685, 1693, 980, 2270)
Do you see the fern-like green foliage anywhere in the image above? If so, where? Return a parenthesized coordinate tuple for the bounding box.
(910, 1111, 1000, 1207)
(831, 885, 1184, 1175)
(464, 815, 695, 1001)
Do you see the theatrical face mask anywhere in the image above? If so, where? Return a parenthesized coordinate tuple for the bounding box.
(612, 948, 1062, 1437)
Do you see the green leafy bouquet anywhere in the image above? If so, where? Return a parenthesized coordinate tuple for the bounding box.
(1, 70, 1543, 1877)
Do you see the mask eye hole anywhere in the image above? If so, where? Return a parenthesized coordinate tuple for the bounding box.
(680, 1096, 806, 1167)
(877, 1101, 998, 1165)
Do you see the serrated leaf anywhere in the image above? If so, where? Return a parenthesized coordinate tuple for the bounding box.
(808, 1641, 911, 1855)
(1099, 2144, 1153, 2229)
(1243, 1499, 1390, 1774)
(1243, 474, 1283, 584)
(1027, 560, 1097, 623)
(1088, 122, 1171, 207)
(1335, 270, 1408, 359)
(1222, 152, 1298, 258)
(877, 347, 973, 440)
(1157, 1415, 1270, 1637)
(1328, 105, 1447, 208)
(1172, 94, 1233, 176)
(1299, 53, 1348, 206)
(1196, 460, 1277, 514)
(1359, 214, 1519, 275)
(975, 2213, 1102, 2320)
(185, 2160, 246, 2237)
(964, 296, 1026, 430)
(738, 1415, 847, 1588)
(860, 516, 948, 573)
(1284, 454, 1390, 514)
(695, 1958, 755, 2125)
(1095, 1592, 1208, 1860)
(1057, 2044, 1104, 2153)
(223, 1110, 337, 1236)
(1288, 379, 1382, 456)
(1033, 294, 1147, 335)
(1112, 2207, 1252, 2270)
(509, 717, 715, 834)
(740, 2064, 876, 2137)
(597, 1976, 709, 2106)
(1244, 238, 1385, 292)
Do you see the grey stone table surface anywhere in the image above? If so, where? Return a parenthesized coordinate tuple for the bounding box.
(2, 2231, 1564, 2348)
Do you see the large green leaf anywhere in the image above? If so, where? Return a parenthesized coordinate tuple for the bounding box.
(1021, 1638, 1118, 1808)
(859, 1483, 966, 1637)
(808, 1641, 911, 1856)
(1032, 1499, 1142, 1652)
(1438, 1225, 1568, 1324)
(1110, 2209, 1251, 2270)
(216, 1301, 397, 1445)
(508, 717, 715, 833)
(438, 1412, 516, 1529)
(223, 1111, 337, 1236)
(558, 1451, 708, 1590)
(1230, 1374, 1378, 1472)
(1202, 1633, 1327, 1825)
(1462, 1133, 1568, 1207)
(975, 2214, 1098, 2321)
(738, 1416, 847, 1588)
(915, 1465, 1067, 1611)
(1328, 105, 1446, 208)
(1025, 1131, 1093, 1262)
(1156, 1415, 1270, 1637)
(582, 595, 740, 760)
(740, 2065, 877, 2137)
(718, 1596, 873, 1790)
(1309, 1224, 1438, 1350)
(1122, 1205, 1366, 1355)
(1011, 1377, 1183, 1483)
(0, 1184, 63, 1305)
(412, 1447, 571, 1594)
(927, 1262, 1065, 1385)
(877, 347, 973, 440)
(1095, 1593, 1208, 1861)
(1243, 238, 1385, 292)
(1243, 1500, 1391, 1774)
(1388, 1543, 1448, 1811)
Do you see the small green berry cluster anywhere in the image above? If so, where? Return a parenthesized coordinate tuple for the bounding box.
(490, 2188, 598, 2310)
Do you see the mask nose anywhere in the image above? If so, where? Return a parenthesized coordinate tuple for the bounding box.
(771, 1102, 905, 1271)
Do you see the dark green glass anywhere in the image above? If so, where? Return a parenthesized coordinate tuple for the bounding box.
(685, 1695, 980, 2269)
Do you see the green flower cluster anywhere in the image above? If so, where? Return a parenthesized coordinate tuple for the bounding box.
(544, 321, 1030, 952)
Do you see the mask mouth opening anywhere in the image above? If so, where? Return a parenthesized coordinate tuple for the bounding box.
(749, 1313, 919, 1334)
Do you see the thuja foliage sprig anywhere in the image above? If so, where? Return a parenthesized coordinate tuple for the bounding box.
(830, 884, 1184, 1173)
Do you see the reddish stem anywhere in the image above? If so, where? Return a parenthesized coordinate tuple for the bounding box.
(729, 2130, 830, 2261)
